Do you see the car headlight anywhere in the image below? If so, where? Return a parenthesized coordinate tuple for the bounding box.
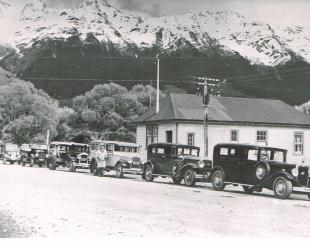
(291, 168, 298, 177)
(198, 160, 205, 168)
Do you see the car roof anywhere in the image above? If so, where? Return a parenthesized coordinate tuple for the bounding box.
(148, 143, 200, 149)
(215, 143, 287, 151)
(50, 142, 89, 147)
(91, 140, 140, 148)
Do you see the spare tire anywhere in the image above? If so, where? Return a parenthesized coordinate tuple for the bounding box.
(255, 163, 270, 181)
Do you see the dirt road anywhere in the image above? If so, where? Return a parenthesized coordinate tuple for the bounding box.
(0, 163, 310, 238)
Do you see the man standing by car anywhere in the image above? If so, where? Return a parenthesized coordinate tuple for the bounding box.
(49, 147, 59, 170)
(95, 145, 108, 176)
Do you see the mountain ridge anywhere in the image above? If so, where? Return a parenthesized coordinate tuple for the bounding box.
(0, 0, 310, 105)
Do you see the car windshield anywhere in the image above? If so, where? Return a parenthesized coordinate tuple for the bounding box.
(177, 147, 199, 157)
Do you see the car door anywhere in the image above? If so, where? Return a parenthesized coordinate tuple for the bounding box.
(241, 148, 258, 185)
(152, 145, 169, 174)
(225, 147, 242, 182)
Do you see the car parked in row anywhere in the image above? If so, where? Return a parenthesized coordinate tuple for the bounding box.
(142, 143, 212, 186)
(48, 142, 90, 172)
(0, 143, 19, 164)
(89, 141, 143, 178)
(211, 143, 310, 200)
(20, 144, 48, 167)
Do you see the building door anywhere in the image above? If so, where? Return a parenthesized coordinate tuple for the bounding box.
(166, 131, 173, 143)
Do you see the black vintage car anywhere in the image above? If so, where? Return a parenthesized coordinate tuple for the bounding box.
(142, 143, 212, 186)
(20, 144, 48, 167)
(48, 142, 90, 171)
(211, 143, 310, 199)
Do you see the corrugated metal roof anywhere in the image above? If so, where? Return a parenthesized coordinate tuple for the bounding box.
(134, 93, 310, 126)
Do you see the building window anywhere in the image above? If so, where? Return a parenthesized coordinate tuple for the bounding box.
(230, 130, 239, 142)
(257, 130, 267, 146)
(187, 133, 195, 146)
(146, 125, 158, 147)
(294, 132, 304, 155)
(166, 131, 173, 143)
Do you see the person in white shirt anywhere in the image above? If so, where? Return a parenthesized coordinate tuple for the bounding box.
(95, 145, 108, 177)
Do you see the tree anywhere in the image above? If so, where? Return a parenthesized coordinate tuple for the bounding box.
(70, 83, 165, 142)
(0, 79, 59, 144)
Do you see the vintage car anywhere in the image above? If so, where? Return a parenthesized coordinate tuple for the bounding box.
(142, 143, 212, 187)
(20, 144, 33, 166)
(1, 143, 19, 164)
(20, 144, 48, 167)
(211, 143, 310, 200)
(89, 141, 143, 177)
(48, 142, 90, 171)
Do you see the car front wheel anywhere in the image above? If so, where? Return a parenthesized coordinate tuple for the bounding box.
(115, 163, 124, 178)
(144, 164, 154, 182)
(273, 177, 292, 199)
(212, 170, 225, 191)
(183, 169, 196, 187)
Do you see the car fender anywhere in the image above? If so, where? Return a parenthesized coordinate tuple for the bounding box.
(114, 160, 130, 169)
(142, 160, 154, 172)
(174, 163, 199, 177)
(261, 171, 295, 188)
(211, 166, 225, 176)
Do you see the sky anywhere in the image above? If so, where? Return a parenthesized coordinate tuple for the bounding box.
(16, 0, 310, 26)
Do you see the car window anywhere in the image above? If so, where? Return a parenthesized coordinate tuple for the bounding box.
(260, 149, 271, 161)
(248, 149, 258, 161)
(170, 147, 176, 157)
(157, 148, 165, 154)
(183, 148, 191, 155)
(177, 148, 183, 155)
(273, 151, 284, 162)
(220, 148, 228, 156)
(191, 148, 199, 157)
(230, 148, 236, 158)
(106, 144, 113, 152)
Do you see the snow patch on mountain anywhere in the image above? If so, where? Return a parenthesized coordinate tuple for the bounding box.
(0, 0, 309, 66)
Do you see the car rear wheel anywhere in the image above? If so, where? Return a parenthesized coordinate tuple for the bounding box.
(115, 163, 124, 178)
(212, 170, 225, 191)
(10, 161, 14, 165)
(144, 164, 154, 182)
(183, 169, 196, 187)
(273, 177, 292, 199)
(243, 186, 254, 194)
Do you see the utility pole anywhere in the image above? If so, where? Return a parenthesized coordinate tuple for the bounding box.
(46, 129, 50, 153)
(203, 80, 209, 158)
(149, 80, 153, 109)
(156, 54, 160, 114)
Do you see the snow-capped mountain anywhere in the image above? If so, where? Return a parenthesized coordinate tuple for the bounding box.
(0, 0, 309, 67)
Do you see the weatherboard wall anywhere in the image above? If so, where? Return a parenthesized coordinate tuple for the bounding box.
(136, 122, 310, 163)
